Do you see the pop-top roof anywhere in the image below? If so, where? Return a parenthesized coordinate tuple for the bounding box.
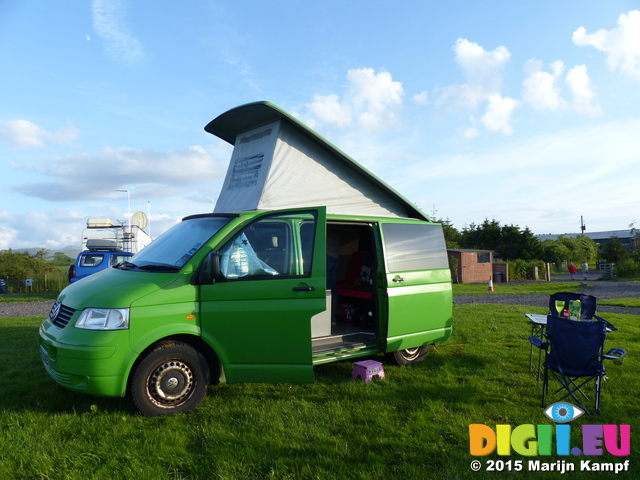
(205, 101, 429, 221)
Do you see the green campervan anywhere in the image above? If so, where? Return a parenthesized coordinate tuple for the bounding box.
(39, 102, 452, 416)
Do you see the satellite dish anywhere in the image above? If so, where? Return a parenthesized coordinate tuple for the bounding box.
(131, 211, 148, 230)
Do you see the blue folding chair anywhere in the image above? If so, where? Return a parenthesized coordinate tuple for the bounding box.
(529, 315, 626, 415)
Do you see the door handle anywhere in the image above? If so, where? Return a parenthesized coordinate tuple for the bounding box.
(392, 275, 405, 283)
(292, 286, 317, 292)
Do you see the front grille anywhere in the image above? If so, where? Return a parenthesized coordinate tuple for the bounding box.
(49, 301, 76, 328)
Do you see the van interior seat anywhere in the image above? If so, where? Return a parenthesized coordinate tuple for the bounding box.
(336, 251, 374, 300)
(263, 247, 287, 274)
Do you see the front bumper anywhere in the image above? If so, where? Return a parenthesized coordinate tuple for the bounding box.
(39, 320, 129, 397)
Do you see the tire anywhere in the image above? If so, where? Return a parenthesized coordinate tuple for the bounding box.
(385, 345, 429, 366)
(131, 341, 210, 416)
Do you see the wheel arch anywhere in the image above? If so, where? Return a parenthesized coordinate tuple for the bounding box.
(126, 334, 222, 395)
(384, 344, 430, 366)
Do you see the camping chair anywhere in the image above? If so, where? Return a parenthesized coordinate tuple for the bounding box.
(529, 292, 599, 381)
(529, 315, 626, 415)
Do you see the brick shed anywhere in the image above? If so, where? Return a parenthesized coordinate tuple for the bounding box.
(447, 249, 496, 284)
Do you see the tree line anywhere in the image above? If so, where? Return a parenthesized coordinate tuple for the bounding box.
(597, 223, 640, 277)
(0, 249, 72, 293)
(437, 217, 640, 279)
(439, 218, 599, 263)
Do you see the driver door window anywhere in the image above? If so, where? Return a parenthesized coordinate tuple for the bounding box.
(219, 218, 293, 280)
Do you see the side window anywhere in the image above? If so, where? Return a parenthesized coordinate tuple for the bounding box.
(382, 223, 448, 272)
(111, 255, 131, 266)
(477, 252, 490, 264)
(219, 213, 318, 280)
(80, 254, 104, 267)
(219, 217, 292, 280)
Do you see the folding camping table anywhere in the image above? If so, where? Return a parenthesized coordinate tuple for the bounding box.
(526, 313, 547, 381)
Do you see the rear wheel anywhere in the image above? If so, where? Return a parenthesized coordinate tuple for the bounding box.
(385, 345, 429, 366)
(131, 341, 210, 416)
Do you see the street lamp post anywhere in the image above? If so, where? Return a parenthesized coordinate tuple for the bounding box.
(116, 189, 131, 251)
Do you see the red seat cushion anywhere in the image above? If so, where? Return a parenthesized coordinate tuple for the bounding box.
(337, 251, 374, 300)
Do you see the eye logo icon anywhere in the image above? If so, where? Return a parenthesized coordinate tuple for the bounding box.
(544, 402, 585, 423)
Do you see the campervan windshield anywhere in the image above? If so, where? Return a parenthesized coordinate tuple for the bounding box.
(127, 216, 231, 269)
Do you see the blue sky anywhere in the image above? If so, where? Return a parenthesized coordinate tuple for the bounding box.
(1, 1, 640, 250)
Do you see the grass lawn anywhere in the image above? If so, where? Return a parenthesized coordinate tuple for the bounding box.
(0, 292, 59, 303)
(452, 282, 584, 295)
(599, 298, 640, 308)
(1, 305, 638, 479)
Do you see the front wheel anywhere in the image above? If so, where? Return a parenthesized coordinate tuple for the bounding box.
(385, 345, 429, 366)
(131, 341, 210, 416)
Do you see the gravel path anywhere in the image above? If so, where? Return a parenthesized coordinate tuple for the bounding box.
(455, 278, 640, 315)
(1, 276, 639, 317)
(0, 300, 54, 318)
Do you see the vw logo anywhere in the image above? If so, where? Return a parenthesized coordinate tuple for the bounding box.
(50, 301, 61, 321)
(167, 377, 179, 389)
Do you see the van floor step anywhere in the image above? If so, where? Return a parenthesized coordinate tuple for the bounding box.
(312, 332, 376, 356)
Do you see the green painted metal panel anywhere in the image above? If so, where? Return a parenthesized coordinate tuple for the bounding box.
(381, 221, 453, 352)
(199, 207, 327, 383)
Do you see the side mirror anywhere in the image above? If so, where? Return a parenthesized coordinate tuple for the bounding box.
(193, 251, 221, 285)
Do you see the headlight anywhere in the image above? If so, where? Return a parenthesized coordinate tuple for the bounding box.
(75, 308, 130, 330)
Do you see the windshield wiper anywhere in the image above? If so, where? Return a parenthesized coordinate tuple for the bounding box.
(115, 261, 139, 270)
(138, 264, 180, 272)
(115, 261, 178, 272)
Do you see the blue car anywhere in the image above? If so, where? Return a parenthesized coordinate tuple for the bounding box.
(68, 245, 133, 283)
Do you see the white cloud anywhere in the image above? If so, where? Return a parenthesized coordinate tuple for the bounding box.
(306, 68, 404, 132)
(0, 119, 78, 149)
(5, 143, 228, 248)
(435, 83, 482, 111)
(0, 205, 188, 250)
(347, 68, 404, 130)
(392, 119, 639, 187)
(412, 91, 429, 105)
(481, 95, 519, 135)
(11, 145, 227, 202)
(0, 212, 17, 250)
(464, 129, 478, 139)
(92, 0, 143, 64)
(306, 94, 352, 128)
(438, 39, 511, 110)
(0, 209, 85, 249)
(565, 65, 600, 116)
(454, 38, 510, 92)
(389, 119, 640, 233)
(436, 39, 516, 135)
(573, 10, 640, 79)
(522, 60, 600, 116)
(522, 59, 567, 111)
(462, 115, 480, 139)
